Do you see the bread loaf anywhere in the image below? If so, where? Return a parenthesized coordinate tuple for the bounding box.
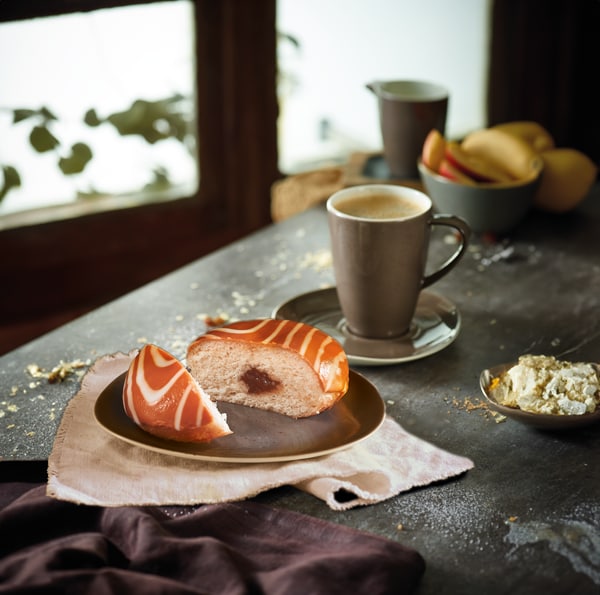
(123, 344, 232, 442)
(186, 319, 349, 418)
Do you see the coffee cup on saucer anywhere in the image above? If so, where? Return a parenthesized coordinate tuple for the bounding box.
(326, 184, 470, 341)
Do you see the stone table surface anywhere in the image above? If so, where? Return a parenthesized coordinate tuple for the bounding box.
(1, 190, 600, 594)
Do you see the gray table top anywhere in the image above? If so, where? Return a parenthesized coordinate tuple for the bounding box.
(2, 191, 600, 594)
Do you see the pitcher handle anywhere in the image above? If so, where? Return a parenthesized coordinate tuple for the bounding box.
(422, 214, 471, 288)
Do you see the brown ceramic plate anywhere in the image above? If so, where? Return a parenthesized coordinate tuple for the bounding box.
(94, 370, 385, 463)
(480, 362, 600, 430)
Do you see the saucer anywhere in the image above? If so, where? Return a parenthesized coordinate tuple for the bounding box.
(272, 288, 460, 366)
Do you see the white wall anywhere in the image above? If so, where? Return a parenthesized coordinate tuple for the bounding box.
(277, 0, 492, 172)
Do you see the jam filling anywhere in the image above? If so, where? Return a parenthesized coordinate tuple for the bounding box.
(241, 367, 281, 394)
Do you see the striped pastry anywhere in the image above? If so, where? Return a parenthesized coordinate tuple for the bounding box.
(123, 344, 232, 442)
(186, 319, 349, 418)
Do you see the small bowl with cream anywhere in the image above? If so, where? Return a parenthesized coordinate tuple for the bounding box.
(480, 354, 600, 429)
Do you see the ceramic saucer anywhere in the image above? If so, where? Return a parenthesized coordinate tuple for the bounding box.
(272, 287, 460, 366)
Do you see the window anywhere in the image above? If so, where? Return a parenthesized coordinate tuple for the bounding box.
(0, 0, 278, 350)
(0, 1, 197, 228)
(276, 0, 491, 173)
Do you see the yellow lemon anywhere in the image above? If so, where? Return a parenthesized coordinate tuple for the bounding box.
(534, 148, 597, 212)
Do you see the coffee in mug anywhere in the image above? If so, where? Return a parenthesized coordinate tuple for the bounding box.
(327, 184, 470, 339)
(332, 193, 422, 219)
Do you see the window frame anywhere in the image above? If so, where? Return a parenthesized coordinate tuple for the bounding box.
(0, 0, 279, 330)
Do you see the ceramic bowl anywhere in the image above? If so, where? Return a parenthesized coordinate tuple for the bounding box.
(479, 362, 600, 430)
(418, 158, 543, 234)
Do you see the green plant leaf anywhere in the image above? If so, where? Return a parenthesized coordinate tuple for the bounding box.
(0, 165, 21, 202)
(13, 107, 58, 124)
(84, 109, 103, 127)
(3, 165, 21, 186)
(13, 109, 38, 123)
(105, 96, 190, 144)
(58, 143, 93, 175)
(7, 95, 191, 200)
(30, 125, 60, 153)
(39, 106, 58, 121)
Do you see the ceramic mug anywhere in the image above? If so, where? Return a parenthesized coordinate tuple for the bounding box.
(327, 184, 470, 340)
(367, 80, 448, 179)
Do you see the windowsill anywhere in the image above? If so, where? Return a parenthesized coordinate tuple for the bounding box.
(0, 181, 198, 231)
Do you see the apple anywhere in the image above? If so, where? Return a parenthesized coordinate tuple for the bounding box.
(421, 129, 446, 172)
(444, 141, 512, 183)
(438, 158, 476, 184)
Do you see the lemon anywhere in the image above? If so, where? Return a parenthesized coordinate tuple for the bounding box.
(534, 148, 597, 213)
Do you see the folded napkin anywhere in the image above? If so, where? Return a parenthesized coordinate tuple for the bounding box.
(48, 352, 473, 510)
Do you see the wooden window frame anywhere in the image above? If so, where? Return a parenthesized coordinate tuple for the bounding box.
(0, 0, 280, 338)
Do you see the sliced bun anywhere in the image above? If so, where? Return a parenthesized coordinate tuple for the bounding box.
(186, 319, 349, 418)
(123, 344, 232, 443)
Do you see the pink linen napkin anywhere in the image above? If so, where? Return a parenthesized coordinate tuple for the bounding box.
(47, 352, 473, 510)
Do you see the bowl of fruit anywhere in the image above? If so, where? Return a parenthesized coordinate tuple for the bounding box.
(418, 121, 597, 234)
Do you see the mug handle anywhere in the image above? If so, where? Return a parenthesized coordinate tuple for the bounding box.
(422, 214, 471, 288)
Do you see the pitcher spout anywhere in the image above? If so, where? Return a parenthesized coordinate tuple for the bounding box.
(366, 81, 383, 95)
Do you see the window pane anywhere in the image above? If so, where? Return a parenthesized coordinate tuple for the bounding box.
(277, 0, 491, 173)
(0, 1, 197, 221)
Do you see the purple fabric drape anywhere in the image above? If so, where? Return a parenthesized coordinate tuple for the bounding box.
(0, 478, 424, 594)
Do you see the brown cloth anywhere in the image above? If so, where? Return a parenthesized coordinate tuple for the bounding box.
(0, 482, 425, 594)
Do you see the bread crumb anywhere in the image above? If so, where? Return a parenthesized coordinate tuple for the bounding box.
(299, 248, 332, 272)
(203, 312, 229, 327)
(463, 398, 488, 412)
(199, 313, 230, 327)
(26, 359, 90, 383)
(448, 395, 506, 423)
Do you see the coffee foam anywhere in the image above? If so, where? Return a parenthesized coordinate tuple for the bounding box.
(333, 193, 424, 220)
